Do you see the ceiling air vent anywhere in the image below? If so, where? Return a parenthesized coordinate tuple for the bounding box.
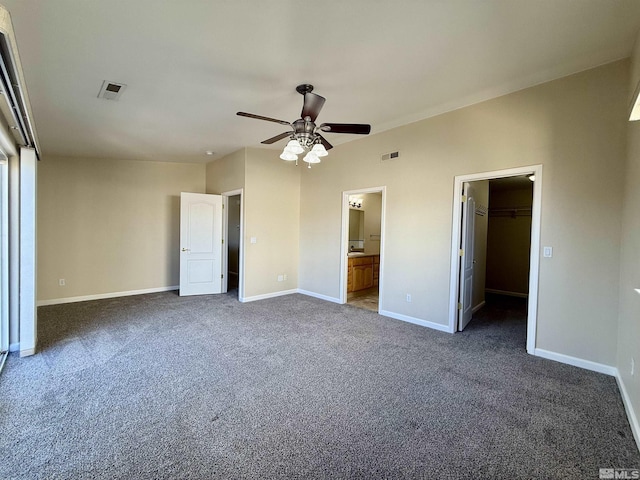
(381, 151, 400, 161)
(98, 81, 126, 100)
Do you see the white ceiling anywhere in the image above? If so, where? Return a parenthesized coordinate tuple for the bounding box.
(2, 0, 640, 164)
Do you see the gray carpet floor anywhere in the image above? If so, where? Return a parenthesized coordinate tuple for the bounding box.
(0, 291, 638, 479)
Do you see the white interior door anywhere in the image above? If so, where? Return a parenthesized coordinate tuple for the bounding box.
(180, 192, 223, 296)
(458, 183, 476, 331)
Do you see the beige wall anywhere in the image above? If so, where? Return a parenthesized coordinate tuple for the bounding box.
(242, 148, 300, 299)
(486, 184, 533, 295)
(37, 156, 205, 301)
(205, 148, 245, 195)
(299, 60, 628, 366)
(617, 31, 640, 445)
(205, 148, 300, 300)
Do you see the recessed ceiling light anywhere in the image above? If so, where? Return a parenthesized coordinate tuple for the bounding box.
(205, 150, 214, 156)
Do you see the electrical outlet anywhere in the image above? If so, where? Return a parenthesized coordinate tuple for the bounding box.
(283, 274, 287, 281)
(58, 279, 65, 286)
(277, 275, 283, 282)
(406, 294, 412, 303)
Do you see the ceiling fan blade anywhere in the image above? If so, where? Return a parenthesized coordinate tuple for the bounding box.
(318, 123, 371, 135)
(317, 134, 333, 150)
(261, 131, 293, 144)
(237, 112, 291, 126)
(301, 93, 326, 122)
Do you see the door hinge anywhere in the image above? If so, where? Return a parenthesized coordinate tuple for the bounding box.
(458, 302, 462, 310)
(221, 274, 224, 279)
(459, 249, 464, 257)
(461, 195, 467, 203)
(222, 239, 224, 244)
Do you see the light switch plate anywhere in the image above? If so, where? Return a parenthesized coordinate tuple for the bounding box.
(250, 237, 257, 244)
(543, 246, 553, 258)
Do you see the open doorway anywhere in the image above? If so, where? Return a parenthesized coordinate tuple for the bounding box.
(449, 166, 542, 354)
(222, 190, 243, 299)
(341, 187, 386, 312)
(459, 177, 534, 344)
(485, 177, 535, 300)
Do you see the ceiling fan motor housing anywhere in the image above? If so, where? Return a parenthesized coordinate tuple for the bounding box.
(293, 119, 317, 147)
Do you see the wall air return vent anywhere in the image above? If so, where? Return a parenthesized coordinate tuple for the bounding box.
(98, 81, 126, 101)
(381, 151, 400, 161)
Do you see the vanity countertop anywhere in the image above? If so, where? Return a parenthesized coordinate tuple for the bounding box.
(347, 252, 379, 257)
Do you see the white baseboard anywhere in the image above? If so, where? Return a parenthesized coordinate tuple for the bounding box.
(485, 288, 528, 298)
(615, 371, 640, 452)
(533, 348, 617, 376)
(240, 289, 297, 303)
(378, 310, 451, 333)
(9, 342, 19, 352)
(297, 289, 342, 304)
(37, 285, 179, 306)
(472, 301, 486, 314)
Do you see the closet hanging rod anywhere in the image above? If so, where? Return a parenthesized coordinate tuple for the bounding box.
(489, 206, 532, 213)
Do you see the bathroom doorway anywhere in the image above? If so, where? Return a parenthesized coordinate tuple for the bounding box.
(340, 187, 386, 312)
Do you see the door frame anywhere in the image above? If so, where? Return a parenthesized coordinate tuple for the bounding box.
(448, 165, 542, 354)
(340, 186, 386, 308)
(0, 152, 7, 356)
(221, 189, 244, 299)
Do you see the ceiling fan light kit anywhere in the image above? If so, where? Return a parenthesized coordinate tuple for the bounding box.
(279, 150, 298, 161)
(311, 143, 328, 157)
(237, 84, 371, 168)
(303, 151, 321, 164)
(285, 139, 304, 155)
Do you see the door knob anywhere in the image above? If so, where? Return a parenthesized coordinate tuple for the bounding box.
(181, 248, 190, 252)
